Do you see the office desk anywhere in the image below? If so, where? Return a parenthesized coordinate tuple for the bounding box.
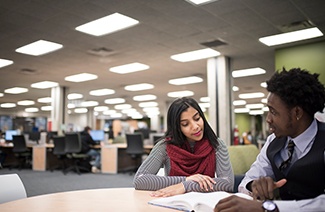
(101, 144, 153, 174)
(0, 142, 54, 171)
(0, 188, 173, 212)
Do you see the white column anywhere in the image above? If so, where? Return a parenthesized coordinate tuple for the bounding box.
(207, 56, 232, 146)
(51, 86, 67, 135)
(150, 115, 160, 132)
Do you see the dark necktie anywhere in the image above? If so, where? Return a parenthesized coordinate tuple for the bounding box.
(279, 140, 295, 171)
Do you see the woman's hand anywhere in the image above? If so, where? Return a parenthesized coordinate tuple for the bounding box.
(150, 183, 185, 197)
(186, 174, 216, 191)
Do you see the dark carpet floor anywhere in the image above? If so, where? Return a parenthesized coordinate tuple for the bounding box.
(0, 168, 135, 197)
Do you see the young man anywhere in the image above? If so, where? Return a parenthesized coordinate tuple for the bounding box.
(214, 68, 325, 211)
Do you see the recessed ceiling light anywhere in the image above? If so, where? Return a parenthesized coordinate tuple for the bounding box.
(232, 86, 239, 91)
(0, 58, 13, 68)
(170, 48, 220, 62)
(239, 92, 265, 99)
(249, 110, 264, 115)
(65, 73, 98, 82)
(89, 88, 115, 96)
(37, 97, 52, 103)
(121, 108, 137, 114)
(232, 67, 266, 78)
(15, 40, 63, 56)
(110, 113, 123, 118)
(67, 103, 76, 109)
(104, 98, 126, 104)
(233, 100, 246, 106)
(124, 83, 154, 91)
(246, 103, 264, 109)
(133, 94, 157, 101)
(114, 104, 132, 110)
(261, 98, 267, 103)
(185, 0, 217, 5)
(74, 108, 88, 113)
(168, 76, 203, 85)
(41, 106, 52, 111)
(80, 101, 99, 107)
(4, 87, 28, 94)
(17, 100, 35, 106)
(67, 93, 83, 100)
(259, 27, 323, 46)
(94, 106, 109, 112)
(143, 107, 159, 112)
(0, 93, 4, 97)
(109, 62, 149, 74)
(25, 107, 39, 112)
(138, 102, 158, 107)
(234, 108, 250, 113)
(31, 81, 59, 89)
(167, 90, 194, 98)
(199, 103, 210, 108)
(75, 13, 139, 36)
(260, 82, 267, 88)
(0, 103, 16, 108)
(200, 97, 210, 102)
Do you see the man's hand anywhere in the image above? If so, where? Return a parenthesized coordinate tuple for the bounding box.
(214, 195, 263, 212)
(150, 183, 185, 197)
(251, 177, 287, 200)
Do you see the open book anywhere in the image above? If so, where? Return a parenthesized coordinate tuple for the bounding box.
(148, 191, 252, 212)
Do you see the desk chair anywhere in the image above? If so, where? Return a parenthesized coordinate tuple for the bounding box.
(11, 135, 32, 170)
(64, 133, 91, 175)
(125, 133, 147, 174)
(50, 136, 67, 172)
(0, 173, 27, 204)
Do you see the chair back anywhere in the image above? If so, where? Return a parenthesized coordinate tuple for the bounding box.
(12, 135, 28, 153)
(126, 133, 144, 155)
(52, 136, 66, 155)
(64, 133, 82, 154)
(0, 174, 27, 204)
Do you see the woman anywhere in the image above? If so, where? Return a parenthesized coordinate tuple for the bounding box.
(133, 97, 234, 197)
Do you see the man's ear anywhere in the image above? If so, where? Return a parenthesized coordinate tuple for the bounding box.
(294, 106, 303, 121)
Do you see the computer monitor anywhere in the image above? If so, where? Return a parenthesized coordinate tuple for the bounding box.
(149, 133, 165, 145)
(29, 131, 41, 142)
(5, 130, 18, 141)
(90, 130, 105, 142)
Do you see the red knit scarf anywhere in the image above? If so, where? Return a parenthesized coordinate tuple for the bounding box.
(166, 138, 216, 178)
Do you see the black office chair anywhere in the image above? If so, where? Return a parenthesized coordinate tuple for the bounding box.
(50, 136, 67, 172)
(125, 133, 147, 174)
(64, 133, 91, 175)
(11, 135, 32, 170)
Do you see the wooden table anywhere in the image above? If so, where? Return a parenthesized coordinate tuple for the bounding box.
(0, 188, 174, 212)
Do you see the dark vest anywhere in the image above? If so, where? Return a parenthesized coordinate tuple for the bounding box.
(266, 121, 325, 200)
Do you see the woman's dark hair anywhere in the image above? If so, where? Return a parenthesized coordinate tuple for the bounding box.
(165, 97, 219, 148)
(266, 67, 325, 118)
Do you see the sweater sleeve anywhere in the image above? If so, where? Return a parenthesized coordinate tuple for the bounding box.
(133, 140, 186, 191)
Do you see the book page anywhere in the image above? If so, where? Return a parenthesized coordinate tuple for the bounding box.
(149, 191, 252, 212)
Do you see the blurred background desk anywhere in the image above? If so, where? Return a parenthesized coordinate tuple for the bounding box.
(101, 144, 153, 174)
(0, 187, 173, 212)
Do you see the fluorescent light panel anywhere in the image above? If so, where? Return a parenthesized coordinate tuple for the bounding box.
(0, 103, 16, 108)
(259, 27, 323, 46)
(17, 100, 35, 106)
(232, 67, 266, 78)
(25, 107, 39, 112)
(114, 104, 132, 110)
(0, 93, 3, 97)
(31, 81, 58, 89)
(138, 102, 158, 107)
(239, 92, 265, 99)
(4, 87, 28, 94)
(89, 88, 115, 96)
(41, 106, 52, 111)
(233, 100, 246, 106)
(234, 108, 250, 113)
(133, 94, 157, 101)
(186, 0, 217, 5)
(94, 106, 109, 112)
(104, 98, 126, 104)
(74, 108, 88, 113)
(75, 13, 139, 36)
(65, 73, 98, 82)
(246, 103, 264, 109)
(109, 62, 149, 74)
(171, 48, 220, 62)
(37, 97, 52, 103)
(80, 101, 99, 107)
(167, 90, 194, 98)
(200, 97, 210, 102)
(124, 83, 154, 91)
(168, 76, 203, 85)
(67, 93, 83, 100)
(15, 40, 63, 56)
(0, 58, 13, 68)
